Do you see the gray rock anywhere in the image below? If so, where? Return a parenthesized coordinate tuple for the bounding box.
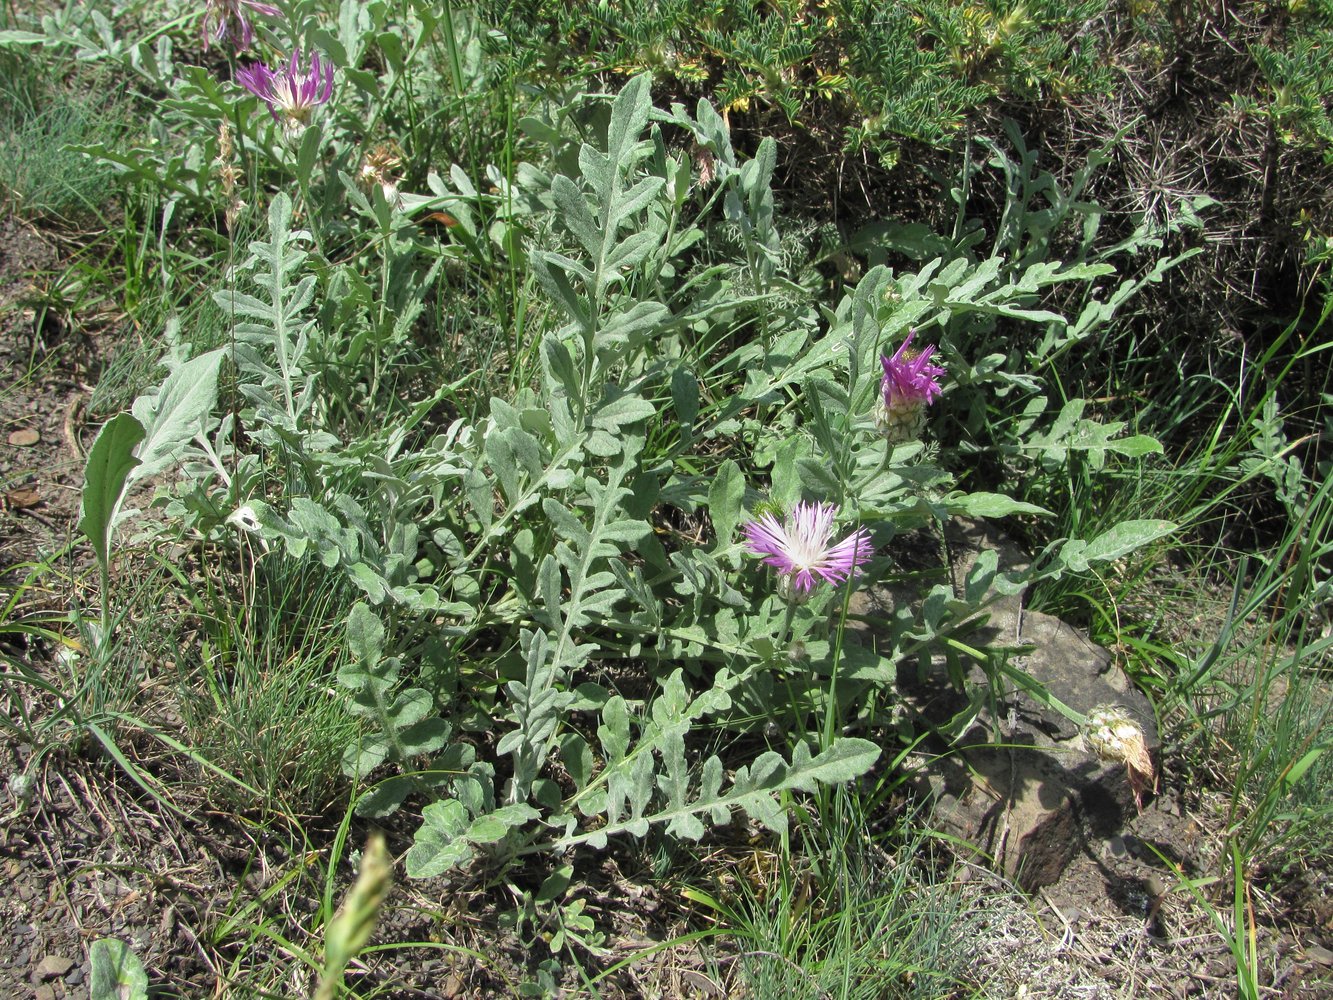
(1305, 944, 1333, 966)
(33, 954, 74, 981)
(852, 518, 1159, 891)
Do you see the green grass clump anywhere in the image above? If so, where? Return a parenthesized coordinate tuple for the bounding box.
(686, 792, 978, 999)
(0, 62, 126, 222)
(172, 550, 361, 818)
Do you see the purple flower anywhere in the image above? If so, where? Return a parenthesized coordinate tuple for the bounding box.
(236, 50, 335, 128)
(743, 501, 873, 597)
(881, 331, 945, 408)
(203, 0, 281, 51)
(876, 331, 945, 443)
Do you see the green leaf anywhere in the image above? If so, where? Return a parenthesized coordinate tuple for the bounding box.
(590, 392, 656, 431)
(602, 228, 659, 273)
(128, 347, 225, 488)
(406, 801, 539, 878)
(592, 301, 670, 358)
(671, 366, 699, 431)
(0, 30, 47, 45)
(1102, 434, 1163, 458)
(295, 122, 323, 188)
(558, 733, 594, 790)
(707, 460, 745, 549)
(536, 864, 574, 904)
(944, 491, 1052, 518)
(405, 799, 470, 876)
(604, 75, 652, 187)
(530, 253, 592, 331)
(79, 413, 145, 573)
(89, 938, 148, 1000)
(1063, 519, 1177, 573)
(559, 737, 880, 850)
(551, 174, 600, 257)
(1282, 748, 1327, 793)
(542, 333, 581, 399)
(770, 436, 806, 509)
(345, 604, 384, 661)
(783, 739, 881, 789)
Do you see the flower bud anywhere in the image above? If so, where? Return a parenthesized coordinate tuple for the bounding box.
(874, 394, 928, 444)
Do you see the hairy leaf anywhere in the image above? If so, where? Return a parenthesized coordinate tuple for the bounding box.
(79, 413, 145, 573)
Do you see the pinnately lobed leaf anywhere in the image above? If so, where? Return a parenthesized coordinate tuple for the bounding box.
(1061, 519, 1177, 573)
(127, 347, 225, 490)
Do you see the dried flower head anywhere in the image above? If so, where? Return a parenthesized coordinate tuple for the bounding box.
(743, 500, 873, 598)
(692, 142, 717, 187)
(203, 0, 280, 51)
(875, 331, 945, 444)
(1084, 705, 1157, 811)
(358, 142, 404, 207)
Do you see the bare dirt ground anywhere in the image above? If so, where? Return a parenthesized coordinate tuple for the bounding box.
(1, 211, 1331, 998)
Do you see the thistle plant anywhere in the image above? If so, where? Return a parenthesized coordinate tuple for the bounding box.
(357, 142, 403, 208)
(742, 501, 874, 600)
(202, 0, 280, 51)
(236, 49, 335, 136)
(59, 0, 1187, 907)
(874, 331, 945, 444)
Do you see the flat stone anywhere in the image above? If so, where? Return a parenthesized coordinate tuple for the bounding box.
(850, 517, 1160, 891)
(33, 955, 74, 981)
(32, 986, 56, 1000)
(1305, 944, 1333, 966)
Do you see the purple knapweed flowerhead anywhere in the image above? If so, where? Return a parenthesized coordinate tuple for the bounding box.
(203, 0, 281, 51)
(236, 49, 334, 132)
(743, 501, 873, 599)
(875, 330, 945, 444)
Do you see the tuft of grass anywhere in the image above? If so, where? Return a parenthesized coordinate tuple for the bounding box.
(165, 546, 361, 818)
(685, 789, 979, 1000)
(0, 70, 127, 223)
(1187, 469, 1333, 873)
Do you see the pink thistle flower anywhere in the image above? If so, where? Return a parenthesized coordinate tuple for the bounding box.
(742, 501, 873, 598)
(236, 49, 335, 129)
(876, 330, 946, 443)
(203, 0, 281, 51)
